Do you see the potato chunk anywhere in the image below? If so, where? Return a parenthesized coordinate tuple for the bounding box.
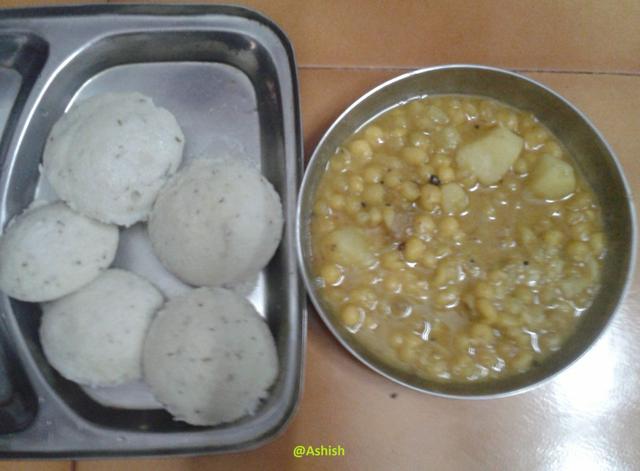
(456, 127, 523, 185)
(441, 183, 469, 214)
(321, 228, 376, 267)
(528, 154, 576, 199)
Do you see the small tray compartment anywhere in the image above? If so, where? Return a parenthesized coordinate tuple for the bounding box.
(0, 31, 48, 436)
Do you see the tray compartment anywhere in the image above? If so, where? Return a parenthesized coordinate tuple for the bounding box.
(0, 31, 48, 435)
(0, 5, 302, 457)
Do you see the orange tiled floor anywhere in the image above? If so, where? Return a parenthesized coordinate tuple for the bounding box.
(1, 1, 640, 470)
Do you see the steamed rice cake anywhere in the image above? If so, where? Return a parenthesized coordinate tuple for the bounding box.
(43, 92, 184, 226)
(142, 287, 278, 425)
(148, 159, 283, 287)
(40, 269, 163, 387)
(0, 202, 118, 302)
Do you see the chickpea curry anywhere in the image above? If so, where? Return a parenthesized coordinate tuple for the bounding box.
(310, 95, 605, 383)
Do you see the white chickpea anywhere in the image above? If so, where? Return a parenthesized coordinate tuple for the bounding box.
(404, 237, 426, 262)
(420, 185, 442, 210)
(439, 216, 460, 237)
(431, 153, 450, 167)
(449, 108, 467, 126)
(348, 175, 365, 194)
(364, 125, 385, 148)
(566, 241, 590, 262)
(462, 101, 479, 120)
(368, 207, 383, 226)
(511, 352, 534, 372)
(355, 211, 369, 226)
(418, 164, 436, 183)
(476, 298, 498, 323)
(313, 199, 331, 216)
(479, 100, 497, 124)
(399, 181, 421, 201)
(328, 193, 345, 211)
(496, 109, 518, 131)
(570, 223, 591, 242)
(313, 217, 335, 234)
(401, 147, 428, 166)
(513, 157, 528, 175)
(435, 288, 459, 309)
(437, 165, 455, 184)
(382, 207, 395, 231)
(475, 282, 495, 300)
(384, 170, 403, 188)
(383, 275, 403, 294)
(469, 322, 494, 343)
(340, 305, 364, 329)
(428, 105, 449, 124)
(414, 214, 436, 236)
(407, 100, 426, 116)
(543, 230, 564, 247)
(363, 183, 385, 205)
(434, 260, 460, 287)
(320, 264, 343, 286)
(345, 197, 362, 215)
(422, 251, 438, 269)
(524, 127, 548, 150)
(408, 132, 431, 150)
(381, 251, 404, 270)
(363, 165, 384, 184)
(348, 139, 373, 163)
(590, 232, 605, 256)
(543, 140, 563, 158)
(386, 129, 406, 150)
(351, 288, 378, 310)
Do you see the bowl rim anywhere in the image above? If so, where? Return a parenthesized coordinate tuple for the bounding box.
(296, 63, 637, 399)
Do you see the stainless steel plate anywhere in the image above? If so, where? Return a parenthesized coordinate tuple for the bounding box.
(297, 65, 635, 398)
(0, 4, 304, 458)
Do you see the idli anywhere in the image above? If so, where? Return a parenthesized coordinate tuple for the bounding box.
(40, 269, 163, 387)
(148, 159, 283, 286)
(0, 202, 118, 302)
(43, 92, 184, 226)
(142, 287, 278, 426)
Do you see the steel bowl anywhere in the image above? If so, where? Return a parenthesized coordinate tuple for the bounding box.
(296, 64, 636, 398)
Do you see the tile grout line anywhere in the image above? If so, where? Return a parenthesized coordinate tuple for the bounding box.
(298, 64, 640, 77)
(30, 0, 639, 80)
(515, 68, 640, 77)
